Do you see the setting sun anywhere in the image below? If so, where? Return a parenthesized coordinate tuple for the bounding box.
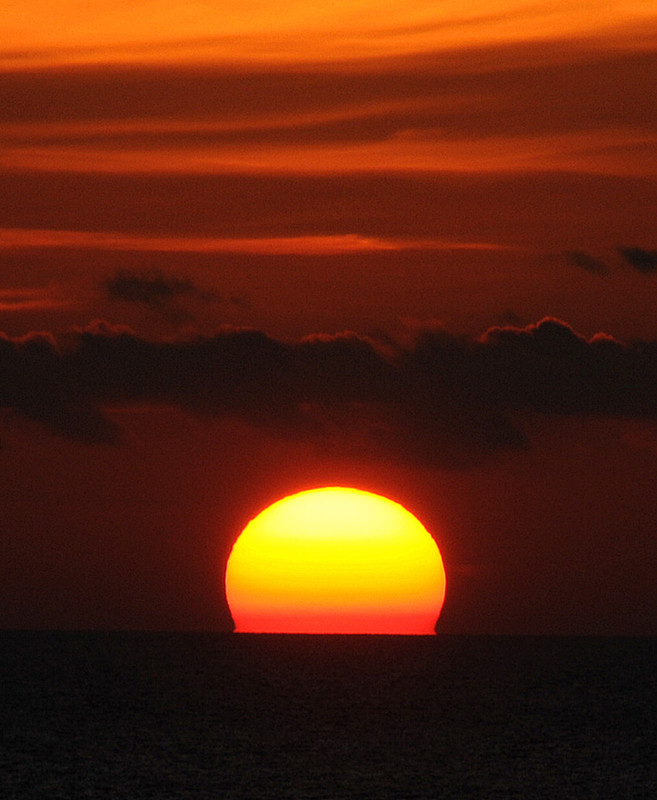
(225, 487, 446, 634)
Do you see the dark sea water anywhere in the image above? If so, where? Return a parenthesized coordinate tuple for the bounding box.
(2, 633, 656, 799)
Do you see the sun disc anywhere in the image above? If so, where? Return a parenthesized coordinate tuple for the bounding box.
(225, 487, 446, 634)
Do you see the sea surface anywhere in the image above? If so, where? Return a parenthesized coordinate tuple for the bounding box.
(2, 633, 656, 799)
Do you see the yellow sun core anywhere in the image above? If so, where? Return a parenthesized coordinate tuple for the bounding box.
(225, 487, 446, 635)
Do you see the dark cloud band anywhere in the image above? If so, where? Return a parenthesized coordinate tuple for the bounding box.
(2, 318, 657, 465)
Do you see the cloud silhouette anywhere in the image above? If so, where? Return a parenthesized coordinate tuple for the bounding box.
(618, 246, 657, 273)
(103, 269, 234, 322)
(105, 270, 198, 305)
(565, 250, 608, 275)
(2, 318, 657, 465)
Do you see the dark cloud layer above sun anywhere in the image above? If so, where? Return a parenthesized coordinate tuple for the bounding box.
(2, 317, 657, 466)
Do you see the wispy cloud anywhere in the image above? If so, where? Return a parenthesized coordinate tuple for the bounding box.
(0, 287, 70, 312)
(1, 43, 656, 177)
(0, 228, 515, 255)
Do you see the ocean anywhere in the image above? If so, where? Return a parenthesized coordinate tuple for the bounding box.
(2, 633, 656, 798)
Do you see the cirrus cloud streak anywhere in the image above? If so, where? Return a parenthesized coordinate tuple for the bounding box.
(0, 228, 513, 256)
(2, 42, 656, 178)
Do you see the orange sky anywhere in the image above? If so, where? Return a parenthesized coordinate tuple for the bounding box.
(2, 1, 657, 636)
(2, 1, 657, 179)
(1, 1, 655, 223)
(4, 1, 657, 66)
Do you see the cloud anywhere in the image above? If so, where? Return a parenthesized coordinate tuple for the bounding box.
(102, 269, 235, 321)
(105, 270, 197, 304)
(0, 330, 121, 443)
(618, 246, 657, 273)
(0, 287, 70, 312)
(2, 44, 656, 178)
(2, 318, 657, 466)
(1, 167, 654, 254)
(0, 228, 516, 255)
(565, 250, 608, 275)
(2, 40, 655, 132)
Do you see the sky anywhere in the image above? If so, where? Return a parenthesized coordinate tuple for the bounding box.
(2, 1, 657, 635)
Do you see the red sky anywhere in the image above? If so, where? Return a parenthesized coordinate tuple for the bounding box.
(2, 1, 657, 634)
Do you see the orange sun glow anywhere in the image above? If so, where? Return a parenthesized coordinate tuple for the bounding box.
(225, 487, 446, 634)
